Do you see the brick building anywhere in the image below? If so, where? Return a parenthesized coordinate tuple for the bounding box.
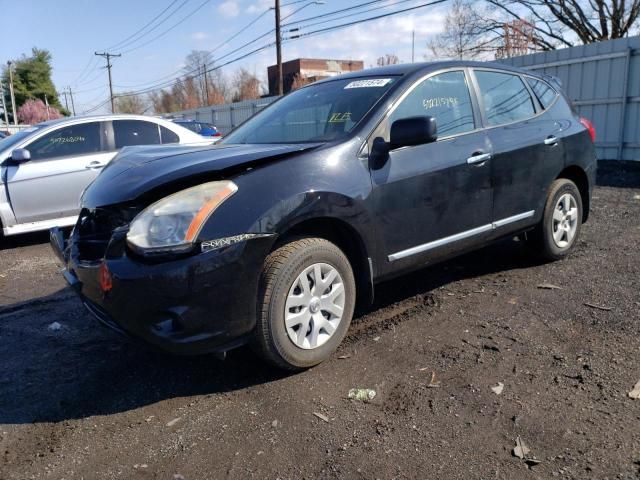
(267, 58, 364, 95)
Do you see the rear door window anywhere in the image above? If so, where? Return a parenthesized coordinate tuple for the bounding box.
(526, 78, 558, 109)
(389, 70, 475, 137)
(27, 122, 102, 160)
(113, 120, 161, 148)
(475, 71, 535, 126)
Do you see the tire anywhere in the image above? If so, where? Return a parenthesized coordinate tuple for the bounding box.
(528, 178, 583, 261)
(253, 237, 356, 370)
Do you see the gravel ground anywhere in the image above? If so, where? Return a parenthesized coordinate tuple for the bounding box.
(0, 161, 639, 480)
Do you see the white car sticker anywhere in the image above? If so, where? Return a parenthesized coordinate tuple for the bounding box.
(344, 79, 392, 89)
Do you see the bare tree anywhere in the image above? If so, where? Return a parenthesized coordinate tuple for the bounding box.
(115, 92, 147, 114)
(428, 0, 494, 59)
(205, 68, 228, 105)
(376, 54, 400, 66)
(182, 76, 200, 110)
(481, 0, 640, 51)
(231, 68, 262, 102)
(183, 50, 211, 105)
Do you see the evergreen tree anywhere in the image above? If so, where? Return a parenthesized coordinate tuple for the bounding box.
(3, 48, 68, 116)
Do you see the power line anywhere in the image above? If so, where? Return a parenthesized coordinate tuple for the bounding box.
(209, 8, 273, 57)
(81, 97, 111, 115)
(288, 0, 448, 40)
(113, 23, 273, 92)
(115, 41, 276, 98)
(285, 0, 416, 31)
(106, 0, 182, 50)
(106, 4, 289, 93)
(71, 1, 185, 88)
(89, 1, 447, 106)
(115, 0, 446, 99)
(71, 56, 99, 86)
(97, 2, 305, 94)
(282, 0, 315, 5)
(120, 0, 210, 54)
(281, 0, 387, 27)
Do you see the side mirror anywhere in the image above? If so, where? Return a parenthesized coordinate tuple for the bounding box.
(390, 116, 437, 149)
(11, 148, 31, 163)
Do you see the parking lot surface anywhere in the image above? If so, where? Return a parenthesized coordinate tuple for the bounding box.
(1, 162, 639, 480)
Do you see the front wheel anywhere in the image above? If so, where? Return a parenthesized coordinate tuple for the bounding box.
(528, 178, 583, 261)
(253, 238, 356, 370)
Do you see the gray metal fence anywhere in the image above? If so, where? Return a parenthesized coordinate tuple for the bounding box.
(171, 36, 639, 161)
(500, 36, 640, 161)
(169, 97, 280, 135)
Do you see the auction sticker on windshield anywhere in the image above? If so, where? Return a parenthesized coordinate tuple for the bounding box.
(344, 79, 393, 89)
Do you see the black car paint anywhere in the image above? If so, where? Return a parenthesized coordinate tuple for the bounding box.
(52, 61, 597, 355)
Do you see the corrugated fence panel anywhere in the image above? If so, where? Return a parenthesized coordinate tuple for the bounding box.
(169, 97, 280, 135)
(500, 36, 640, 161)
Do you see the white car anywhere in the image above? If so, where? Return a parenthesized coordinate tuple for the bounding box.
(0, 114, 211, 236)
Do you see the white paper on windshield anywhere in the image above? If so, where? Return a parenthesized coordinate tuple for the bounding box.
(344, 79, 392, 89)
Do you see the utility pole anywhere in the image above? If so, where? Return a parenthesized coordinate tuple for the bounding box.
(68, 86, 76, 116)
(412, 30, 415, 63)
(0, 80, 9, 126)
(61, 90, 69, 111)
(7, 61, 17, 125)
(203, 64, 210, 105)
(274, 0, 283, 95)
(44, 94, 50, 120)
(94, 51, 121, 113)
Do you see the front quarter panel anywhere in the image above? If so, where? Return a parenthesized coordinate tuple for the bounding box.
(199, 141, 376, 259)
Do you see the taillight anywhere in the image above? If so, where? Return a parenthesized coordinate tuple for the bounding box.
(213, 132, 222, 137)
(580, 117, 596, 143)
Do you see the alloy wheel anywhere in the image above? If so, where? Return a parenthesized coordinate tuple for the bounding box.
(552, 193, 579, 248)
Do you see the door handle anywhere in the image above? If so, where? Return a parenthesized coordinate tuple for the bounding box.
(466, 152, 492, 165)
(544, 136, 558, 146)
(85, 161, 105, 169)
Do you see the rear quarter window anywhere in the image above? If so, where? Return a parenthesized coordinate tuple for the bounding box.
(160, 125, 180, 144)
(526, 77, 559, 110)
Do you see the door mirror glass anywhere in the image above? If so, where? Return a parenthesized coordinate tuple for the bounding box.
(390, 116, 437, 149)
(11, 148, 31, 163)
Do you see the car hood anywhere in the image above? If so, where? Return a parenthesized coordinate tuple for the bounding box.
(82, 143, 322, 207)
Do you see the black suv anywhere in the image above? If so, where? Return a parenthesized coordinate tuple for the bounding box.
(51, 61, 597, 370)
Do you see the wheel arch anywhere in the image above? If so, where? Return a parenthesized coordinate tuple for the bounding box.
(557, 165, 590, 222)
(274, 216, 374, 307)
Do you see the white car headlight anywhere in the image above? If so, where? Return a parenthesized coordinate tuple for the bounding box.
(127, 180, 238, 254)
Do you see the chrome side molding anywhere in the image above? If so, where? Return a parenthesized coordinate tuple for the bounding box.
(388, 210, 535, 261)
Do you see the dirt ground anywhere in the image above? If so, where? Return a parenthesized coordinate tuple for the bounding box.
(1, 161, 639, 480)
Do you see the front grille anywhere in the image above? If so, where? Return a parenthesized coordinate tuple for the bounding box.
(74, 206, 139, 262)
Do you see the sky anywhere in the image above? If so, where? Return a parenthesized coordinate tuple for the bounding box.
(6, 0, 449, 114)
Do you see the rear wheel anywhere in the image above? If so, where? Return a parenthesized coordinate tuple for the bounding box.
(253, 237, 356, 370)
(528, 178, 583, 261)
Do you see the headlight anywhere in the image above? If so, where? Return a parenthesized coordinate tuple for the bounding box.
(127, 180, 237, 254)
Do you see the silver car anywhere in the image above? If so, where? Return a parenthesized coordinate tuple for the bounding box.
(0, 114, 209, 236)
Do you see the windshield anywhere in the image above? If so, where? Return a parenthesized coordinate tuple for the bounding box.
(222, 77, 398, 144)
(0, 126, 43, 153)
